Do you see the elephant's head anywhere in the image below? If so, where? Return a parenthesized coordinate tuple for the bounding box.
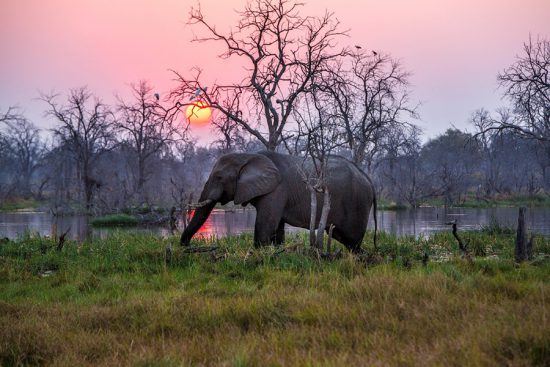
(180, 153, 281, 246)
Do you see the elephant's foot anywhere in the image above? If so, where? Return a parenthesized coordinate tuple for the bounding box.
(275, 220, 285, 245)
(253, 232, 278, 247)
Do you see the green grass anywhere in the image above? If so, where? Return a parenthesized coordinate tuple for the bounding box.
(421, 194, 550, 208)
(0, 198, 41, 212)
(91, 214, 139, 227)
(458, 194, 550, 208)
(479, 217, 516, 236)
(376, 199, 408, 211)
(0, 231, 548, 366)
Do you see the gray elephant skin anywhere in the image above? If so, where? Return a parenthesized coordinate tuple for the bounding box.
(180, 151, 377, 252)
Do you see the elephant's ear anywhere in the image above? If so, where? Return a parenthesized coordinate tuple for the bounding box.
(234, 155, 281, 205)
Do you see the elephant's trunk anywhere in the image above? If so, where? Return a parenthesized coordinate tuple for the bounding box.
(180, 200, 216, 246)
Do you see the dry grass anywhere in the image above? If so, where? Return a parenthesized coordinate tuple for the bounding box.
(0, 231, 548, 366)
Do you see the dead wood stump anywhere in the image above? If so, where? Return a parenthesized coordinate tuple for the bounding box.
(515, 207, 528, 262)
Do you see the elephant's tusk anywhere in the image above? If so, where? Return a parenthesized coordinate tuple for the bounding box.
(193, 199, 213, 208)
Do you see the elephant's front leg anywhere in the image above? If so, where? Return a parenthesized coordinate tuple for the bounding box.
(275, 220, 285, 245)
(253, 193, 285, 247)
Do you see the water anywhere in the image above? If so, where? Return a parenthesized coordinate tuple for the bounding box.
(0, 207, 549, 242)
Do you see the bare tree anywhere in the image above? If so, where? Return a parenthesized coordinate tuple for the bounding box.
(1, 113, 46, 198)
(116, 81, 186, 204)
(211, 112, 247, 153)
(377, 124, 428, 206)
(0, 106, 21, 124)
(293, 91, 344, 250)
(471, 108, 507, 196)
(42, 87, 116, 211)
(170, 140, 200, 227)
(319, 50, 417, 168)
(481, 37, 549, 142)
(170, 0, 346, 151)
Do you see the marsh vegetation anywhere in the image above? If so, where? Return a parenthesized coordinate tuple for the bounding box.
(0, 229, 548, 365)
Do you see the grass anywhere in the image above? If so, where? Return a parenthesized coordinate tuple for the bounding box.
(0, 198, 41, 212)
(91, 214, 139, 227)
(376, 199, 408, 211)
(422, 193, 550, 209)
(458, 194, 550, 208)
(479, 217, 516, 236)
(0, 230, 548, 366)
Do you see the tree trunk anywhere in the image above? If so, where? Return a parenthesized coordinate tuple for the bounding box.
(169, 206, 177, 232)
(326, 224, 334, 255)
(316, 188, 331, 250)
(515, 207, 527, 262)
(309, 186, 317, 248)
(84, 176, 94, 212)
(137, 156, 147, 203)
(266, 133, 278, 152)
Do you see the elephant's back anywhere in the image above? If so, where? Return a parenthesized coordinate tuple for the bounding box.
(327, 157, 372, 200)
(258, 151, 374, 233)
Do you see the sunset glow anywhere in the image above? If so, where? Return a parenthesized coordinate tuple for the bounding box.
(1, 0, 549, 141)
(185, 102, 212, 125)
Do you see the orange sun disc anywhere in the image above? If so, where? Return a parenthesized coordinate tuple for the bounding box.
(186, 102, 212, 125)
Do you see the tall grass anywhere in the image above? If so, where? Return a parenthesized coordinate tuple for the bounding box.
(0, 231, 548, 365)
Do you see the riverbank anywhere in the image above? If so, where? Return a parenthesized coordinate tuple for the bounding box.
(364, 194, 550, 211)
(0, 198, 42, 212)
(0, 230, 548, 365)
(423, 194, 550, 209)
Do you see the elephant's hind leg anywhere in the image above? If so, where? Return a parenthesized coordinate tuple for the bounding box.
(331, 227, 363, 253)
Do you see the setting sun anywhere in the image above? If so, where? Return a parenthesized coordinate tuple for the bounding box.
(186, 101, 212, 125)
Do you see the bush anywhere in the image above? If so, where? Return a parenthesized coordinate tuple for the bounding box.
(90, 214, 139, 227)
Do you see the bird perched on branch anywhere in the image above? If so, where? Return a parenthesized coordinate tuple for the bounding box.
(189, 88, 201, 101)
(372, 50, 378, 56)
(355, 45, 362, 49)
(154, 93, 160, 101)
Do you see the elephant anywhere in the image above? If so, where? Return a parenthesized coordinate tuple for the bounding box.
(180, 151, 377, 252)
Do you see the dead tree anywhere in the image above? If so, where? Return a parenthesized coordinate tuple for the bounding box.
(0, 108, 45, 198)
(446, 220, 472, 262)
(56, 227, 71, 252)
(318, 50, 418, 168)
(116, 81, 186, 204)
(210, 96, 247, 153)
(470, 108, 506, 197)
(0, 106, 20, 123)
(477, 37, 550, 142)
(293, 89, 345, 251)
(42, 87, 116, 211)
(169, 141, 206, 228)
(170, 0, 347, 151)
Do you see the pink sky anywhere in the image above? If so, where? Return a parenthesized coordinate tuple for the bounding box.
(1, 0, 549, 144)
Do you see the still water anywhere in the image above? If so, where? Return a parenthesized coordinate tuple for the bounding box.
(0, 207, 549, 241)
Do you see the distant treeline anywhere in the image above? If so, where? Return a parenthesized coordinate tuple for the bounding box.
(0, 106, 547, 213)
